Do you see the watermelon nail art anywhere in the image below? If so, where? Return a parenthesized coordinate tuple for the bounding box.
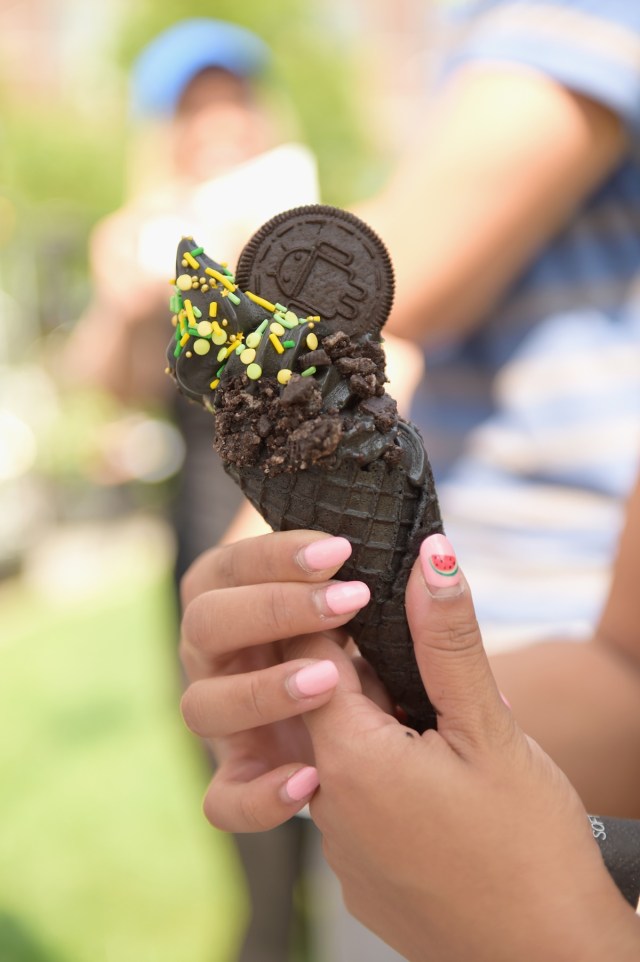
(420, 534, 461, 590)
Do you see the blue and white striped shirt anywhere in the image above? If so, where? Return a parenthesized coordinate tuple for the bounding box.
(412, 0, 640, 647)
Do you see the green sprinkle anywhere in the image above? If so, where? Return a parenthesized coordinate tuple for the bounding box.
(235, 342, 245, 355)
(280, 312, 299, 329)
(256, 319, 269, 335)
(222, 266, 235, 278)
(217, 364, 226, 378)
(301, 366, 317, 377)
(217, 347, 228, 362)
(282, 340, 296, 348)
(173, 342, 182, 358)
(275, 303, 288, 313)
(190, 246, 204, 256)
(187, 327, 199, 336)
(227, 292, 241, 305)
(246, 363, 262, 380)
(246, 332, 262, 349)
(192, 305, 202, 318)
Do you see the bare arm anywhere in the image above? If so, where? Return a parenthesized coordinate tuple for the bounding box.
(359, 65, 626, 342)
(490, 477, 640, 817)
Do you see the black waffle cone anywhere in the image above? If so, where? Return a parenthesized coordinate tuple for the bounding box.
(225, 421, 443, 732)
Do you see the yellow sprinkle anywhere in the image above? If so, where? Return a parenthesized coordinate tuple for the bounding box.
(245, 290, 277, 312)
(169, 278, 176, 286)
(171, 315, 178, 327)
(217, 336, 243, 360)
(246, 332, 261, 349)
(209, 379, 220, 390)
(201, 284, 209, 293)
(246, 363, 262, 380)
(211, 322, 227, 345)
(270, 322, 285, 336)
(183, 251, 199, 269)
(185, 351, 193, 358)
(184, 299, 196, 327)
(205, 267, 236, 292)
(222, 318, 228, 327)
(209, 301, 218, 318)
(180, 333, 190, 347)
(199, 276, 207, 284)
(164, 366, 170, 374)
(181, 258, 188, 268)
(308, 322, 315, 329)
(277, 369, 292, 385)
(240, 348, 256, 365)
(194, 339, 211, 355)
(306, 332, 319, 350)
(197, 321, 213, 337)
(269, 333, 284, 355)
(176, 274, 192, 291)
(309, 315, 321, 321)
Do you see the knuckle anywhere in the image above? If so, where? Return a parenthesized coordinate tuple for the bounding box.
(245, 671, 269, 725)
(426, 613, 480, 653)
(262, 582, 296, 639)
(180, 683, 211, 737)
(202, 781, 232, 832)
(238, 789, 273, 833)
(180, 547, 217, 608)
(181, 593, 215, 653)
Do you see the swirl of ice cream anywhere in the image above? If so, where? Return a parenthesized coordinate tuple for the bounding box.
(166, 236, 408, 475)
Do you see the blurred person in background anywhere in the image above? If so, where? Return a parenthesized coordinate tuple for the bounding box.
(65, 18, 321, 962)
(180, 1, 640, 959)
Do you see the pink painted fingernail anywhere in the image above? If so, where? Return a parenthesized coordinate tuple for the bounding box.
(299, 537, 352, 572)
(288, 660, 339, 698)
(420, 534, 461, 590)
(284, 766, 319, 802)
(324, 581, 370, 615)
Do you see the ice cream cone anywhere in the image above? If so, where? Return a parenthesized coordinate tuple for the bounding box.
(166, 206, 444, 731)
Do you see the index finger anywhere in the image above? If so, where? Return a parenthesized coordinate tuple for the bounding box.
(181, 531, 353, 607)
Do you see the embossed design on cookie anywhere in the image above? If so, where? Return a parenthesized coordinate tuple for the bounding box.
(236, 205, 394, 335)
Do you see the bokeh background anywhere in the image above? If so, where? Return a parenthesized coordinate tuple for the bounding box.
(0, 1, 434, 960)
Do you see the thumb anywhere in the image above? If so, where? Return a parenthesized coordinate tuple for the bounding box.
(406, 533, 512, 755)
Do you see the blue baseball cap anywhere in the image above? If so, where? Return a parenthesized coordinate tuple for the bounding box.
(131, 19, 271, 118)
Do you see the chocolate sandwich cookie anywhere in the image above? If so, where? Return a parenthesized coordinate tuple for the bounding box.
(235, 205, 395, 338)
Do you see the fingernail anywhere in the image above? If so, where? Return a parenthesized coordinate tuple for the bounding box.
(324, 581, 370, 615)
(299, 537, 352, 572)
(284, 766, 319, 802)
(288, 660, 340, 698)
(500, 691, 512, 711)
(420, 534, 461, 592)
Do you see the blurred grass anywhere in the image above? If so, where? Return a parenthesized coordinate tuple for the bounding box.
(0, 566, 246, 962)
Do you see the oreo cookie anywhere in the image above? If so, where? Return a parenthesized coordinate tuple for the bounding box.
(235, 204, 395, 336)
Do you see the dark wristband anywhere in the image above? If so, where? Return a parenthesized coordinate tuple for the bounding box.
(590, 815, 640, 908)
